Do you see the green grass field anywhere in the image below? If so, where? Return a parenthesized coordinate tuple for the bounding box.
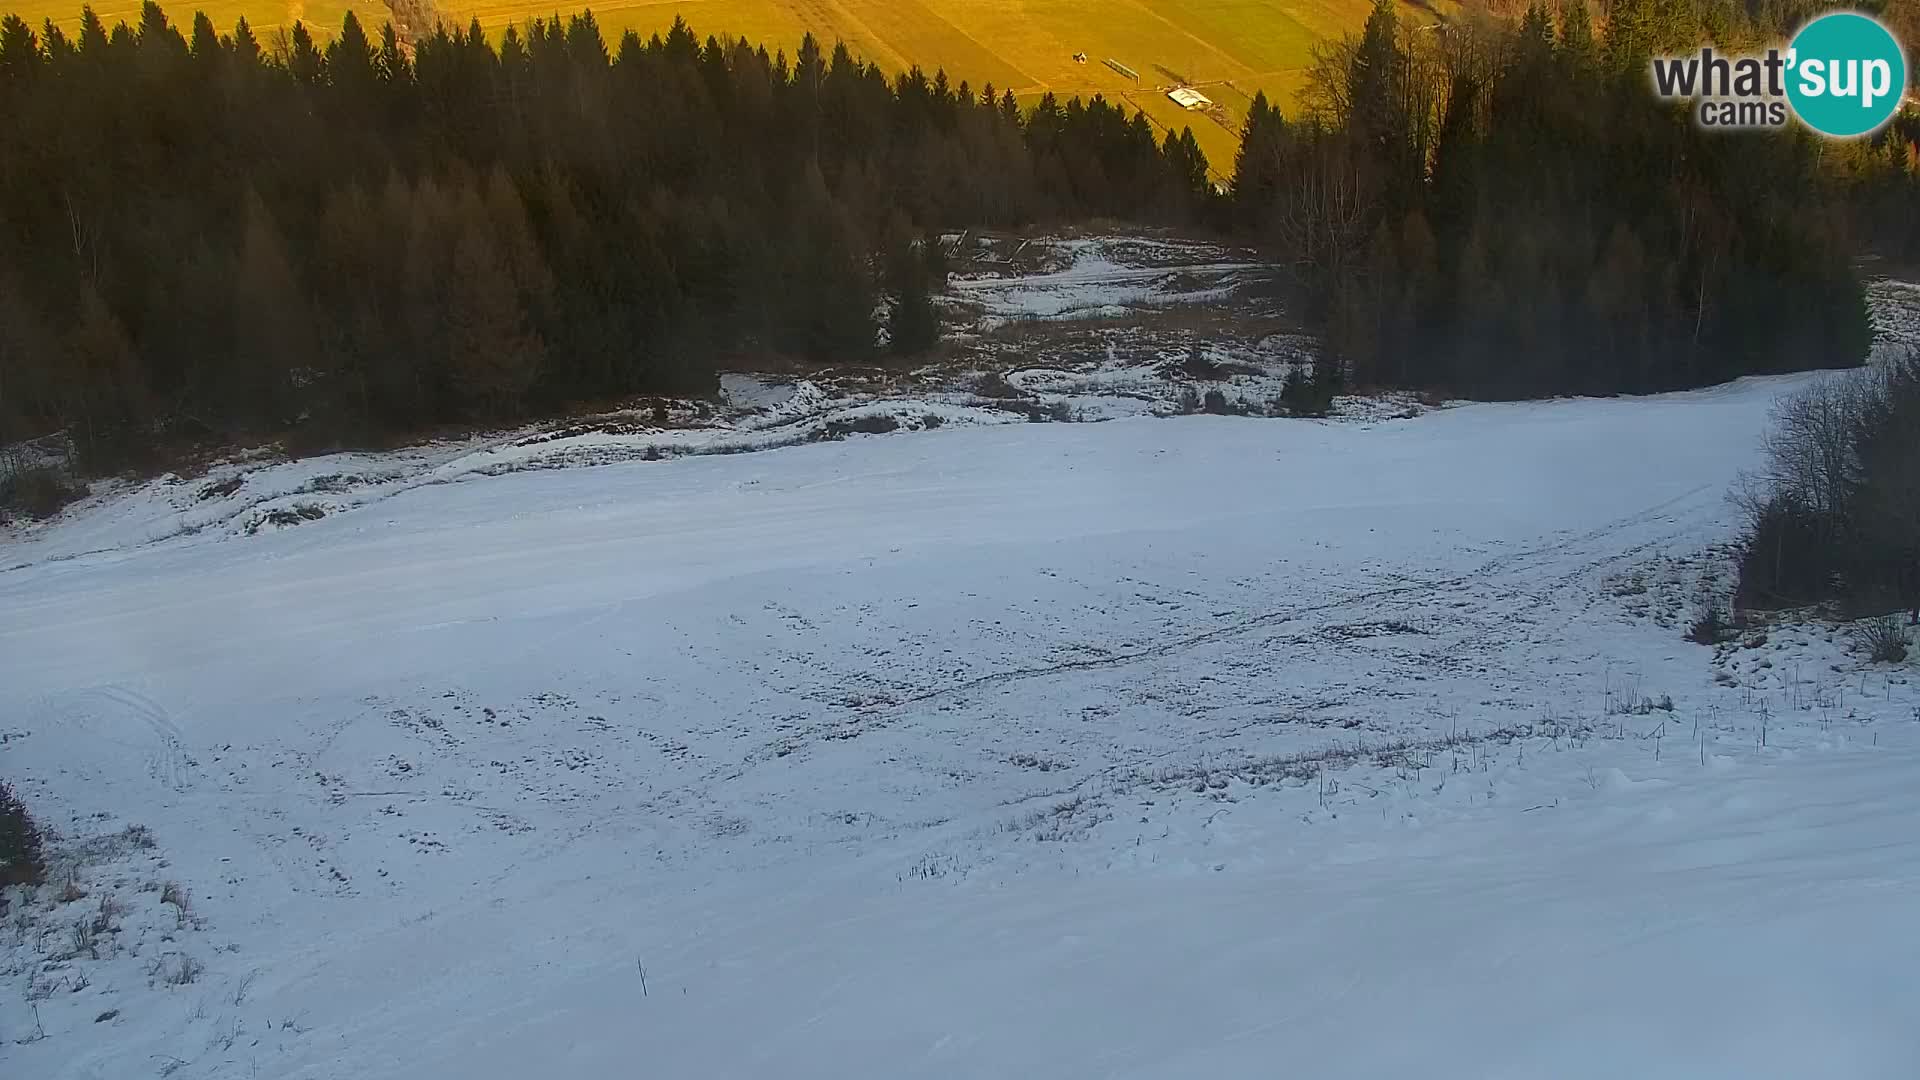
(13, 0, 1450, 178)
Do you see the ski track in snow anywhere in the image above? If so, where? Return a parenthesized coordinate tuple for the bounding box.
(5, 372, 1920, 1069)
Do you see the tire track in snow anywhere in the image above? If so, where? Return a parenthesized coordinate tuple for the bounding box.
(738, 485, 1726, 767)
(43, 684, 197, 793)
(1464, 484, 1713, 581)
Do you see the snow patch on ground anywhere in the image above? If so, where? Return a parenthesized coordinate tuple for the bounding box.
(942, 233, 1270, 331)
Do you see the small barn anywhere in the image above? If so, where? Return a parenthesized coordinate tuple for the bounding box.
(1167, 87, 1212, 110)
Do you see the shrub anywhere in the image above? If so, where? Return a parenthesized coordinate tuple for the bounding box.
(818, 414, 900, 440)
(57, 874, 88, 902)
(971, 370, 1024, 399)
(69, 919, 99, 960)
(1280, 365, 1334, 418)
(0, 780, 47, 888)
(1734, 352, 1920, 614)
(1855, 615, 1911, 663)
(0, 461, 86, 521)
(1734, 493, 1835, 610)
(92, 893, 125, 934)
(1178, 346, 1222, 380)
(1201, 389, 1231, 415)
(1686, 607, 1729, 645)
(150, 952, 203, 987)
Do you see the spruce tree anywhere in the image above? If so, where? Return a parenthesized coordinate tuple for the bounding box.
(76, 5, 107, 56)
(287, 21, 321, 84)
(327, 12, 376, 91)
(0, 15, 37, 85)
(232, 191, 312, 424)
(0, 780, 46, 888)
(229, 16, 259, 67)
(187, 11, 217, 62)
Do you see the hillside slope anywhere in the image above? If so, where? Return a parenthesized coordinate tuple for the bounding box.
(5, 369, 1918, 1078)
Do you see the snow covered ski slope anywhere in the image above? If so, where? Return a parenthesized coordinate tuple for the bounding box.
(3, 373, 1918, 1078)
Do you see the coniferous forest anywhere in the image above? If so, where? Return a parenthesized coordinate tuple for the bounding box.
(1232, 0, 1919, 397)
(0, 5, 1214, 464)
(0, 0, 1917, 472)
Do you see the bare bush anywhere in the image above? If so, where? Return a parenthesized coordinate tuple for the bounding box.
(149, 952, 203, 987)
(1736, 351, 1920, 616)
(1687, 606, 1730, 645)
(1735, 492, 1833, 609)
(1608, 693, 1674, 717)
(1855, 616, 1911, 664)
(0, 458, 86, 521)
(1752, 373, 1868, 522)
(91, 893, 125, 934)
(68, 919, 99, 960)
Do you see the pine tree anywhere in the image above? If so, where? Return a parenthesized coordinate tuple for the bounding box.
(885, 236, 940, 355)
(1232, 91, 1286, 229)
(0, 15, 37, 83)
(76, 5, 107, 57)
(229, 17, 259, 67)
(1557, 0, 1598, 68)
(1345, 0, 1418, 213)
(232, 191, 312, 425)
(1176, 128, 1209, 199)
(327, 12, 376, 92)
(0, 780, 46, 888)
(443, 187, 544, 418)
(1604, 0, 1658, 73)
(187, 11, 218, 62)
(40, 19, 72, 71)
(64, 286, 145, 465)
(288, 21, 321, 84)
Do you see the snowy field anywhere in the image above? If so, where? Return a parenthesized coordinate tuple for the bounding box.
(5, 363, 1920, 1078)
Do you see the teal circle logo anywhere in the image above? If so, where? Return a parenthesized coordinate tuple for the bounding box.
(1786, 13, 1907, 137)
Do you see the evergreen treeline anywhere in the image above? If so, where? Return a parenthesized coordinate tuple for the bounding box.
(0, 5, 1214, 464)
(1227, 0, 1917, 398)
